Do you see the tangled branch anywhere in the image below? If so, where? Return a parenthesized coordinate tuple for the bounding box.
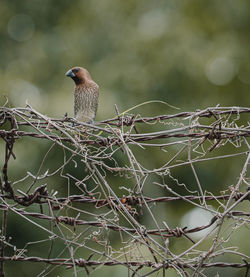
(0, 105, 249, 276)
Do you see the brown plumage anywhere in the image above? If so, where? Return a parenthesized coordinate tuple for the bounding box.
(65, 66, 99, 123)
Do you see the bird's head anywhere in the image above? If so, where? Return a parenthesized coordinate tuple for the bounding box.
(65, 66, 92, 85)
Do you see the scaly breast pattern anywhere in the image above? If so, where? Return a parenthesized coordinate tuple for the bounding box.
(74, 83, 99, 123)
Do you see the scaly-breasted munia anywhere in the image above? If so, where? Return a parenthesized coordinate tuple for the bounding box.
(65, 66, 99, 123)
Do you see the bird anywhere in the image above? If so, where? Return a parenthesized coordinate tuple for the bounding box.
(65, 66, 99, 124)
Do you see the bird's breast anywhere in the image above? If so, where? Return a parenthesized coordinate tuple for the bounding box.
(74, 84, 99, 123)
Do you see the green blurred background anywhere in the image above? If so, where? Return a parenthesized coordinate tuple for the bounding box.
(0, 0, 250, 276)
(1, 0, 250, 115)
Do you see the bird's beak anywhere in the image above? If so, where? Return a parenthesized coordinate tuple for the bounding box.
(65, 69, 75, 78)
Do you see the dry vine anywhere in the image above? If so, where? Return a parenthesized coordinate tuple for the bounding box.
(0, 104, 249, 276)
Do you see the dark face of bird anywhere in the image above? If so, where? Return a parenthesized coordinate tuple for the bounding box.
(65, 67, 92, 85)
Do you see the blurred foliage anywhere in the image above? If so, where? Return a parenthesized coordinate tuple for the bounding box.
(0, 0, 250, 276)
(1, 0, 250, 115)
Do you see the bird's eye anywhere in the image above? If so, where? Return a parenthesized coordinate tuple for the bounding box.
(74, 68, 79, 73)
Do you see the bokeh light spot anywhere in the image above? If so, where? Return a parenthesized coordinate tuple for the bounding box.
(9, 79, 43, 109)
(181, 207, 215, 239)
(205, 56, 237, 86)
(138, 10, 167, 39)
(7, 14, 35, 42)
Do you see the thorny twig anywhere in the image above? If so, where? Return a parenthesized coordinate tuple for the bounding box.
(0, 105, 249, 276)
